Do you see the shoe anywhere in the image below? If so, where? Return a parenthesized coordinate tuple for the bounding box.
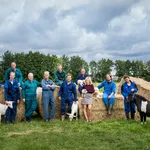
(131, 113, 135, 120)
(108, 104, 113, 115)
(61, 115, 65, 121)
(21, 116, 26, 122)
(126, 113, 130, 120)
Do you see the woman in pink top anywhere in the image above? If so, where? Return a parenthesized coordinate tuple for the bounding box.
(82, 77, 95, 122)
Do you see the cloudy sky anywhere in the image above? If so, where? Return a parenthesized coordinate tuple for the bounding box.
(0, 0, 150, 62)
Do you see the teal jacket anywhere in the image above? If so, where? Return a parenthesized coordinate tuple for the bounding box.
(5, 68, 23, 84)
(54, 70, 66, 83)
(22, 80, 41, 99)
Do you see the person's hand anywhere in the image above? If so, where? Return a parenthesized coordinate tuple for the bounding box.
(17, 100, 20, 104)
(58, 97, 61, 100)
(108, 95, 112, 99)
(23, 99, 25, 102)
(131, 89, 134, 92)
(73, 101, 77, 104)
(18, 83, 20, 87)
(5, 101, 8, 105)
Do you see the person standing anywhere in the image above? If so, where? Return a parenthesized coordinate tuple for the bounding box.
(22, 73, 41, 122)
(59, 73, 77, 121)
(76, 68, 88, 94)
(41, 71, 56, 121)
(5, 62, 23, 86)
(121, 75, 138, 120)
(82, 77, 95, 122)
(54, 64, 66, 86)
(4, 72, 20, 124)
(97, 74, 116, 115)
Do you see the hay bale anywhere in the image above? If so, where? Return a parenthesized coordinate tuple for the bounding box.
(0, 86, 25, 121)
(37, 86, 61, 119)
(79, 94, 140, 121)
(117, 76, 150, 100)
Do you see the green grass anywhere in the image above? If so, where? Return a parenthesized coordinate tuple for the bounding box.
(0, 116, 150, 150)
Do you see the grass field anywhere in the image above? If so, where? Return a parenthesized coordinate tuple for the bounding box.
(0, 116, 150, 150)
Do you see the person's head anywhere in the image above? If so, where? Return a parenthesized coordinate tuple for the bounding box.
(57, 64, 62, 72)
(81, 68, 86, 75)
(44, 71, 50, 80)
(28, 73, 34, 81)
(85, 77, 92, 85)
(106, 74, 112, 82)
(124, 75, 130, 83)
(11, 62, 16, 70)
(66, 73, 72, 82)
(10, 72, 15, 81)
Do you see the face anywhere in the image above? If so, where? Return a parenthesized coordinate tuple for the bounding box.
(86, 79, 90, 85)
(28, 74, 33, 81)
(10, 73, 15, 80)
(58, 65, 62, 72)
(11, 63, 16, 70)
(67, 75, 72, 82)
(81, 69, 86, 75)
(124, 77, 130, 83)
(44, 72, 49, 79)
(106, 74, 111, 81)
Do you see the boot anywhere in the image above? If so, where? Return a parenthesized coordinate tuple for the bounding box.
(108, 104, 113, 115)
(131, 113, 135, 120)
(105, 104, 109, 111)
(126, 113, 130, 120)
(61, 115, 65, 121)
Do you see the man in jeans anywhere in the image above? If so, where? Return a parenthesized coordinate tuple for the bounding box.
(41, 71, 56, 121)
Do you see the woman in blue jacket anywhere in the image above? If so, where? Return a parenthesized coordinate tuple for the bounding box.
(121, 75, 138, 120)
(97, 74, 116, 115)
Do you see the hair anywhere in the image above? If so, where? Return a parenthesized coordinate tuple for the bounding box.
(10, 72, 15, 76)
(28, 73, 34, 76)
(11, 62, 16, 65)
(123, 75, 129, 79)
(57, 64, 62, 67)
(85, 77, 92, 85)
(44, 71, 49, 75)
(66, 73, 72, 77)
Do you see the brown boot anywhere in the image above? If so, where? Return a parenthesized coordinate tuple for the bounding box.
(61, 115, 65, 121)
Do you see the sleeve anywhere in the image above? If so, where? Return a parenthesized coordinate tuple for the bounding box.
(64, 71, 66, 81)
(54, 71, 60, 82)
(22, 82, 26, 99)
(36, 81, 42, 87)
(4, 82, 8, 100)
(4, 70, 9, 82)
(19, 70, 23, 83)
(133, 83, 138, 93)
(58, 83, 63, 97)
(17, 85, 20, 100)
(51, 81, 56, 91)
(121, 84, 128, 97)
(75, 75, 80, 84)
(72, 84, 77, 101)
(112, 82, 116, 94)
(41, 80, 49, 91)
(91, 84, 95, 93)
(97, 81, 104, 89)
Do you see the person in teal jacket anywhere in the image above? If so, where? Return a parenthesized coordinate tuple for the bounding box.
(5, 62, 23, 86)
(22, 73, 41, 122)
(54, 64, 66, 86)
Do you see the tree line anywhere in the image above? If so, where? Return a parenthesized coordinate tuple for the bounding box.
(0, 51, 150, 83)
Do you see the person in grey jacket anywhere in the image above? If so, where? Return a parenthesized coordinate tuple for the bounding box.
(41, 71, 56, 121)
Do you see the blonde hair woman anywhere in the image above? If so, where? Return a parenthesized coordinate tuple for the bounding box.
(82, 77, 95, 122)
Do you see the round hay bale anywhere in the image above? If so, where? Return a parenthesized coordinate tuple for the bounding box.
(37, 86, 61, 119)
(0, 86, 25, 121)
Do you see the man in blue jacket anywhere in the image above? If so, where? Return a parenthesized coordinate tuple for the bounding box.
(4, 72, 20, 124)
(121, 75, 138, 120)
(41, 71, 56, 121)
(59, 73, 77, 121)
(97, 74, 116, 115)
(75, 68, 88, 94)
(5, 62, 23, 86)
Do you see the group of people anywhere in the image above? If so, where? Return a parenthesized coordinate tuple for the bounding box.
(3, 62, 138, 124)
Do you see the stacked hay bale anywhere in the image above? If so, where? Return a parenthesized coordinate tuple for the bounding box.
(117, 76, 150, 100)
(0, 86, 25, 121)
(36, 86, 61, 119)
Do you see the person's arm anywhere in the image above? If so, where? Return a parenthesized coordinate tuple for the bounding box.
(63, 71, 66, 81)
(109, 83, 116, 98)
(58, 83, 63, 97)
(17, 84, 20, 100)
(72, 84, 77, 101)
(132, 82, 138, 93)
(91, 84, 95, 93)
(97, 81, 104, 89)
(41, 80, 50, 91)
(54, 71, 60, 82)
(50, 81, 56, 91)
(4, 83, 8, 101)
(22, 82, 26, 99)
(75, 75, 80, 84)
(121, 84, 128, 97)
(36, 81, 42, 87)
(19, 69, 23, 84)
(4, 69, 9, 82)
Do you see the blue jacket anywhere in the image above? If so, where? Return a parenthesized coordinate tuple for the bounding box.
(121, 81, 138, 97)
(59, 81, 77, 101)
(4, 68, 23, 84)
(41, 79, 56, 91)
(75, 74, 88, 84)
(4, 80, 20, 101)
(97, 80, 116, 95)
